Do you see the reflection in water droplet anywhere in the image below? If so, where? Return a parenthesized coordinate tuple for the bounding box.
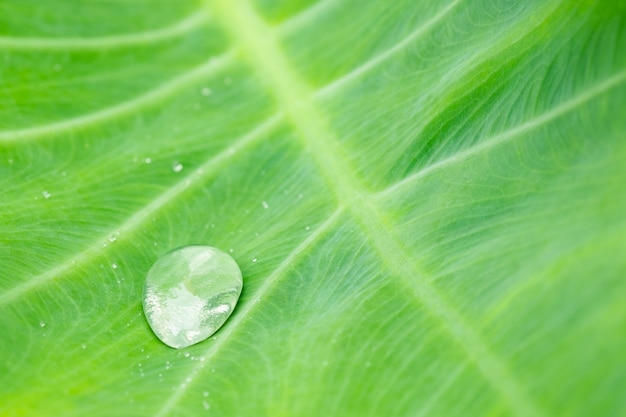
(42, 191, 51, 199)
(112, 263, 118, 269)
(142, 246, 243, 349)
(172, 162, 183, 173)
(261, 201, 269, 209)
(251, 257, 257, 263)
(39, 321, 46, 327)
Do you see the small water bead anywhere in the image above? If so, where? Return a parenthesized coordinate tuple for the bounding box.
(251, 257, 257, 263)
(42, 191, 51, 199)
(201, 87, 211, 96)
(172, 162, 183, 173)
(39, 321, 46, 328)
(145, 158, 152, 164)
(261, 201, 269, 209)
(142, 246, 243, 349)
(112, 263, 118, 270)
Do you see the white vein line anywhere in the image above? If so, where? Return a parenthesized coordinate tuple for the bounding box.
(153, 208, 344, 417)
(316, 0, 463, 97)
(0, 114, 282, 307)
(376, 69, 626, 200)
(277, 0, 338, 35)
(0, 11, 208, 50)
(0, 51, 235, 143)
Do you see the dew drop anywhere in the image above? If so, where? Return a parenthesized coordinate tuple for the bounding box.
(261, 201, 269, 209)
(201, 87, 211, 96)
(251, 257, 257, 263)
(145, 158, 152, 164)
(203, 391, 209, 397)
(112, 263, 118, 269)
(142, 246, 243, 349)
(172, 162, 183, 173)
(81, 344, 87, 349)
(42, 190, 51, 199)
(202, 401, 210, 410)
(39, 321, 46, 328)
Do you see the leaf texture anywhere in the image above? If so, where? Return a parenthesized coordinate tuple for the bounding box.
(0, 0, 625, 416)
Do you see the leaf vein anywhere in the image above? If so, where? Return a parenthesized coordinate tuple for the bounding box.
(0, 114, 281, 307)
(0, 11, 208, 51)
(375, 69, 626, 200)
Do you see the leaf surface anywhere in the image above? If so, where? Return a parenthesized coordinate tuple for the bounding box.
(1, 0, 625, 416)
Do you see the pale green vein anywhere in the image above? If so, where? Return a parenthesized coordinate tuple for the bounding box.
(207, 1, 544, 416)
(153, 209, 343, 417)
(277, 0, 338, 35)
(0, 51, 234, 143)
(0, 11, 208, 50)
(316, 0, 463, 97)
(0, 114, 281, 307)
(210, 0, 364, 206)
(375, 69, 626, 200)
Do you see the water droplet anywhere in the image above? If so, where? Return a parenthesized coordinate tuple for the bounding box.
(203, 391, 209, 397)
(112, 263, 118, 269)
(42, 191, 51, 199)
(172, 162, 183, 173)
(261, 201, 269, 209)
(145, 158, 152, 164)
(201, 87, 211, 96)
(81, 344, 87, 349)
(142, 246, 243, 349)
(251, 257, 257, 263)
(305, 226, 310, 231)
(39, 321, 46, 327)
(202, 401, 210, 410)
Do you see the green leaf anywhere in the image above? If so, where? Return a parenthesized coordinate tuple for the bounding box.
(1, 0, 625, 416)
